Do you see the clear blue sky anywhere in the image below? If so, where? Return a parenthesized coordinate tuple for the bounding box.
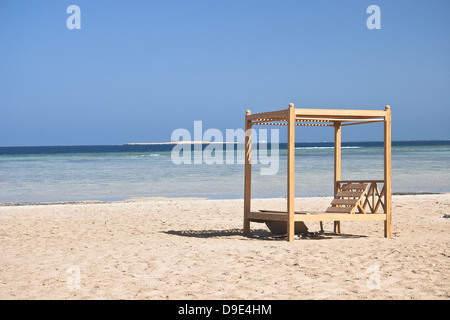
(0, 0, 449, 146)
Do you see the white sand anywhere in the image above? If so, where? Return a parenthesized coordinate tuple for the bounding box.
(0, 194, 449, 299)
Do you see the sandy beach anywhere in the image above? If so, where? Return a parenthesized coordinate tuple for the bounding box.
(0, 194, 449, 300)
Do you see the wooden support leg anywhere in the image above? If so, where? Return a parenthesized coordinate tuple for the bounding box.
(287, 103, 296, 242)
(384, 106, 392, 238)
(243, 110, 252, 235)
(333, 123, 342, 235)
(334, 221, 341, 234)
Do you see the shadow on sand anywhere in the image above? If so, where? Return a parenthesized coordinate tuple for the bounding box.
(162, 229, 367, 241)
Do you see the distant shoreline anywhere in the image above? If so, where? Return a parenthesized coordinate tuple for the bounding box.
(124, 141, 238, 145)
(1, 192, 446, 207)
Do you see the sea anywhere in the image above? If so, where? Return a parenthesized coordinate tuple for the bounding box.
(0, 140, 449, 204)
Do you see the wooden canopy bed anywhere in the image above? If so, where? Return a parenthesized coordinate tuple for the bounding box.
(243, 103, 392, 242)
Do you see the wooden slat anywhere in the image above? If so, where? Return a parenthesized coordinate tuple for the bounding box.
(366, 183, 375, 213)
(375, 184, 386, 212)
(326, 207, 354, 213)
(251, 117, 286, 123)
(295, 108, 388, 118)
(296, 117, 384, 122)
(335, 191, 364, 198)
(247, 211, 288, 222)
(341, 183, 368, 191)
(341, 119, 384, 126)
(251, 122, 285, 126)
(295, 213, 386, 221)
(295, 123, 332, 127)
(260, 209, 306, 214)
(246, 109, 287, 121)
(337, 180, 384, 183)
(251, 122, 332, 127)
(297, 118, 331, 123)
(331, 198, 359, 206)
(357, 204, 367, 214)
(259, 209, 329, 215)
(296, 213, 386, 222)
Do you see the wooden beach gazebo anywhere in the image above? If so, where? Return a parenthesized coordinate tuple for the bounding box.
(243, 103, 392, 242)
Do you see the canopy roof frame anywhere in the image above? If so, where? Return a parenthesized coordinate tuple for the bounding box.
(243, 103, 392, 242)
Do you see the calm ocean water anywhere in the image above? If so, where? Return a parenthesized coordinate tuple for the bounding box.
(0, 141, 449, 203)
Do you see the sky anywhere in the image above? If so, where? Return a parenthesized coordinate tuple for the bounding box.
(0, 0, 449, 146)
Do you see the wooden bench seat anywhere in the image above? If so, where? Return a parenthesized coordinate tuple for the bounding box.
(249, 210, 386, 222)
(249, 183, 385, 228)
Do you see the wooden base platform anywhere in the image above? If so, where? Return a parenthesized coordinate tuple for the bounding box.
(248, 210, 387, 223)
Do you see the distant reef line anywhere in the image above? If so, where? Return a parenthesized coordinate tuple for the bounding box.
(124, 141, 239, 145)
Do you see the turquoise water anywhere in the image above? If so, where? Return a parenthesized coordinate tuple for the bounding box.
(0, 141, 449, 203)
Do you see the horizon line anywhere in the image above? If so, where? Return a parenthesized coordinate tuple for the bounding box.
(1, 139, 449, 148)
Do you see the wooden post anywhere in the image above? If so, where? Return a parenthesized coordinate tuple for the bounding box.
(243, 110, 252, 234)
(384, 105, 392, 237)
(287, 103, 296, 242)
(334, 122, 342, 234)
